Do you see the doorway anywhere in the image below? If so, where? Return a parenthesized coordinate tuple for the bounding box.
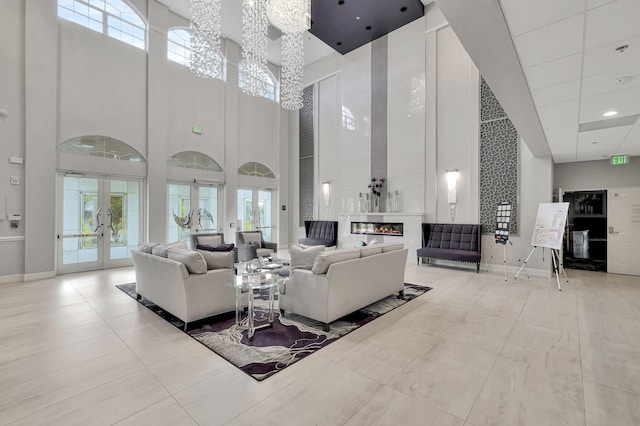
(57, 173, 143, 274)
(607, 187, 640, 276)
(237, 189, 274, 242)
(167, 182, 221, 244)
(563, 190, 607, 271)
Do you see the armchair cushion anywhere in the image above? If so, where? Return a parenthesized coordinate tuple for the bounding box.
(198, 243, 235, 252)
(137, 242, 158, 254)
(197, 235, 223, 247)
(289, 244, 325, 271)
(152, 241, 188, 258)
(311, 248, 360, 275)
(198, 249, 234, 270)
(167, 247, 207, 274)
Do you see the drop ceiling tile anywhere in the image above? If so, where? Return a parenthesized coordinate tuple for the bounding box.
(581, 69, 640, 97)
(582, 35, 640, 77)
(531, 80, 581, 106)
(576, 125, 633, 161)
(523, 53, 582, 90)
(616, 122, 640, 155)
(500, 0, 584, 37)
(513, 14, 584, 68)
(586, 0, 640, 50)
(579, 85, 640, 121)
(537, 99, 580, 123)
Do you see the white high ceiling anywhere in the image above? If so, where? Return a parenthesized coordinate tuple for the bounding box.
(500, 0, 640, 163)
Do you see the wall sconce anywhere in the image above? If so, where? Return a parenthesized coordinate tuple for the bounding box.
(322, 181, 331, 208)
(446, 169, 459, 221)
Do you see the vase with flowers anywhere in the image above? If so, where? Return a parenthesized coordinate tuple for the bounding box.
(367, 177, 385, 213)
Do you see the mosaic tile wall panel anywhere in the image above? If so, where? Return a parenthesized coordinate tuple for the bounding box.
(480, 77, 519, 235)
(299, 86, 314, 223)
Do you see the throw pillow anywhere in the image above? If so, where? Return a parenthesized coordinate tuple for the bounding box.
(250, 241, 263, 249)
(167, 247, 207, 274)
(152, 240, 188, 258)
(289, 244, 325, 271)
(198, 243, 235, 252)
(198, 250, 234, 270)
(311, 248, 360, 275)
(242, 232, 263, 245)
(137, 242, 158, 254)
(196, 235, 223, 247)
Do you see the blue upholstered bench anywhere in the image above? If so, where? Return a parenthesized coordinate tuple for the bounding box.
(417, 223, 482, 273)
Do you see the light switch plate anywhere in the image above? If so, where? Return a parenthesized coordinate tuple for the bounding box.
(9, 157, 24, 164)
(10, 176, 20, 185)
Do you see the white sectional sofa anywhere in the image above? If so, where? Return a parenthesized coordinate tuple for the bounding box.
(131, 242, 240, 330)
(279, 243, 408, 331)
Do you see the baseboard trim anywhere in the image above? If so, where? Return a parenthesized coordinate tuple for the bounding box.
(0, 274, 24, 284)
(23, 270, 57, 282)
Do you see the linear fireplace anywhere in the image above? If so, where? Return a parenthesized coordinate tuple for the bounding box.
(351, 221, 403, 237)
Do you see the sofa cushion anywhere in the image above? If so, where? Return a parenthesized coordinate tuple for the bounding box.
(167, 247, 207, 274)
(242, 232, 263, 245)
(359, 246, 382, 257)
(196, 235, 223, 247)
(152, 241, 188, 258)
(289, 244, 325, 271)
(198, 243, 235, 252)
(137, 242, 158, 254)
(379, 243, 404, 253)
(256, 248, 274, 257)
(311, 248, 360, 275)
(198, 249, 234, 270)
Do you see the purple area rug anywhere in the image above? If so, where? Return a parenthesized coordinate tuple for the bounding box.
(116, 283, 431, 381)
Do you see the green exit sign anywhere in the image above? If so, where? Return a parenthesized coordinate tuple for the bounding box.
(610, 155, 629, 165)
(192, 126, 202, 135)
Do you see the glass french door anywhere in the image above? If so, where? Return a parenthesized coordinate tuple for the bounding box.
(168, 182, 220, 243)
(237, 189, 274, 242)
(58, 174, 143, 274)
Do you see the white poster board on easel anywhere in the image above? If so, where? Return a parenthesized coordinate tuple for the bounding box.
(530, 202, 569, 250)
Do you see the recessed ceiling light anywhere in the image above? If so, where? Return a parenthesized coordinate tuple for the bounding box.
(603, 111, 618, 117)
(356, 16, 360, 20)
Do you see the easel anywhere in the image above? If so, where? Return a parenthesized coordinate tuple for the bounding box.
(515, 246, 568, 291)
(487, 240, 513, 281)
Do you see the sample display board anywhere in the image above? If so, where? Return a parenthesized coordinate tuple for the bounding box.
(530, 202, 570, 250)
(494, 202, 512, 244)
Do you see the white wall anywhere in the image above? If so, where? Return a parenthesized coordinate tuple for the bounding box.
(0, 1, 289, 280)
(555, 157, 640, 191)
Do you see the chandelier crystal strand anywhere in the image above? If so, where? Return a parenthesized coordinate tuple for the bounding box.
(280, 31, 304, 110)
(189, 0, 223, 79)
(241, 0, 269, 96)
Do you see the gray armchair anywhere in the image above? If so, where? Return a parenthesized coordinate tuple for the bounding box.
(236, 230, 277, 262)
(190, 232, 238, 263)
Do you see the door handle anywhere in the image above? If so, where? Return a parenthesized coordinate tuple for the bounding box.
(93, 208, 102, 233)
(609, 226, 619, 235)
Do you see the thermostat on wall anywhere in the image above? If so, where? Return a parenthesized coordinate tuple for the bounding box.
(8, 214, 22, 221)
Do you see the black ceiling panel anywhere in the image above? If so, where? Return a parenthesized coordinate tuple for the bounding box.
(309, 0, 425, 55)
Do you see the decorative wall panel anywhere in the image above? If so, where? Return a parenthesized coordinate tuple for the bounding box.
(299, 85, 314, 223)
(480, 77, 519, 235)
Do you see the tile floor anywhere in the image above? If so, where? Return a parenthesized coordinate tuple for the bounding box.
(1, 263, 640, 425)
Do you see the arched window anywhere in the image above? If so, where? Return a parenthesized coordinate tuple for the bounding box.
(238, 162, 275, 178)
(168, 151, 222, 172)
(238, 61, 278, 102)
(167, 27, 225, 80)
(57, 135, 145, 162)
(58, 0, 146, 50)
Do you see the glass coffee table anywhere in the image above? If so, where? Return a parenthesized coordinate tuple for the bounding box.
(228, 272, 281, 340)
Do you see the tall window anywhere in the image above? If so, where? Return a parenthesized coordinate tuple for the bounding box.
(58, 0, 146, 50)
(167, 28, 192, 67)
(238, 61, 278, 102)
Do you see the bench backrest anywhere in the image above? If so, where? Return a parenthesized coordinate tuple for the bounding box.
(422, 223, 481, 253)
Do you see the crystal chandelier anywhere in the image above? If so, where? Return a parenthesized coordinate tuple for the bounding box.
(240, 0, 269, 97)
(189, 0, 223, 79)
(267, 0, 311, 110)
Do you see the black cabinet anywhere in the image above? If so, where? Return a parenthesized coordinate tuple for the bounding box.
(563, 190, 607, 270)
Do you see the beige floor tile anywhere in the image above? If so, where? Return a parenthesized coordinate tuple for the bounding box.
(344, 386, 465, 426)
(581, 332, 640, 396)
(393, 301, 467, 338)
(469, 288, 528, 320)
(0, 348, 146, 425)
(445, 311, 515, 355)
(467, 356, 584, 426)
(387, 339, 497, 420)
(501, 321, 581, 376)
(9, 370, 169, 425)
(584, 380, 640, 426)
(226, 360, 381, 426)
(579, 306, 640, 347)
(518, 286, 579, 331)
(113, 397, 197, 425)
